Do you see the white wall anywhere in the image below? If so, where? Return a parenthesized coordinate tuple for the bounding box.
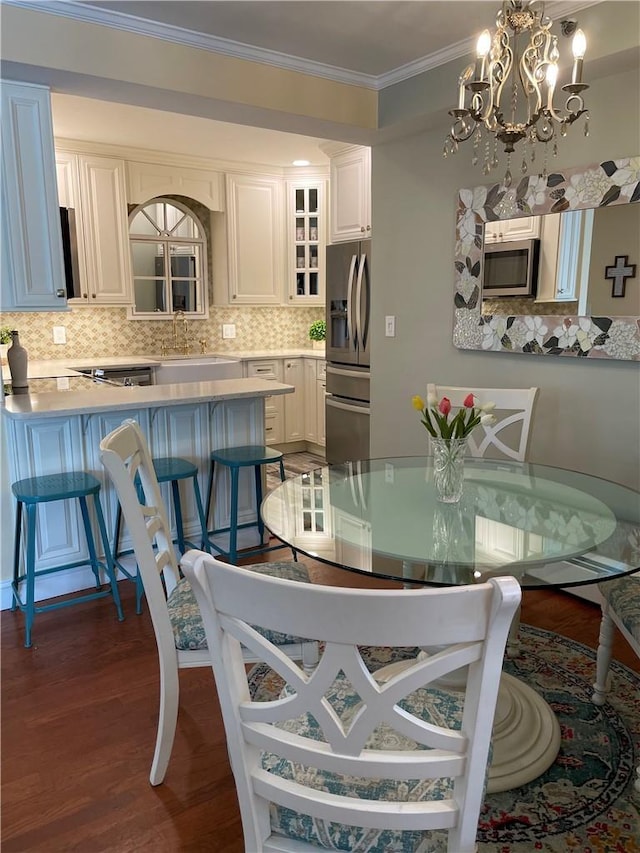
(370, 66, 640, 490)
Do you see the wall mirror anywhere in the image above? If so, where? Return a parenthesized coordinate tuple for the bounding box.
(453, 155, 640, 360)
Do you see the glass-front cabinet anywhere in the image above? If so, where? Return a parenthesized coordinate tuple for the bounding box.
(287, 179, 327, 306)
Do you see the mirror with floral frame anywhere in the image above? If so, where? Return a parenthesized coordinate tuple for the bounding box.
(453, 155, 640, 361)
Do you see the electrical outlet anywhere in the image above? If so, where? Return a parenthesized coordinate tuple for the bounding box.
(222, 324, 236, 339)
(52, 326, 66, 344)
(385, 315, 396, 337)
(385, 463, 395, 484)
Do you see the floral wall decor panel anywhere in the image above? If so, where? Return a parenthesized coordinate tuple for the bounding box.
(453, 155, 640, 360)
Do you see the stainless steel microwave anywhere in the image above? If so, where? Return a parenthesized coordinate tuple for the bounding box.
(482, 238, 540, 298)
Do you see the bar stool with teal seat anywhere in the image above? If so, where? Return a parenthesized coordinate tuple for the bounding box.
(11, 471, 124, 648)
(112, 456, 210, 614)
(204, 444, 292, 565)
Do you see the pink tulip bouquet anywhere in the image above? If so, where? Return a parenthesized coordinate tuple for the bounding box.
(412, 391, 496, 440)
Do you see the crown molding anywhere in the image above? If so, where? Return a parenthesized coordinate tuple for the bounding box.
(4, 0, 602, 92)
(53, 136, 300, 177)
(4, 0, 380, 89)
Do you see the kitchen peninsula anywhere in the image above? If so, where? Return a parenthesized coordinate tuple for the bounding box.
(1, 375, 293, 609)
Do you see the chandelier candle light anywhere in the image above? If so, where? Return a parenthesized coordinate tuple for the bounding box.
(412, 392, 496, 503)
(444, 1, 589, 185)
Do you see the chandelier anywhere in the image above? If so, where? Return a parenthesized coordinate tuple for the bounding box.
(444, 1, 589, 185)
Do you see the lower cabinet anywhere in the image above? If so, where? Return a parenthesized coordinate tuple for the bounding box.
(245, 358, 285, 444)
(246, 356, 325, 450)
(304, 358, 326, 448)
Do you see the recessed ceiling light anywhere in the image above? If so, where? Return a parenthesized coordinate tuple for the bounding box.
(292, 159, 310, 166)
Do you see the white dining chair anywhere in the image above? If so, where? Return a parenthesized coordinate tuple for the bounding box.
(592, 572, 640, 794)
(181, 548, 521, 853)
(426, 384, 539, 462)
(99, 418, 319, 786)
(427, 384, 538, 657)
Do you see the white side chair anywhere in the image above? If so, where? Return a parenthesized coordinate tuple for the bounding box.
(591, 573, 640, 794)
(99, 419, 319, 786)
(182, 548, 521, 853)
(426, 384, 539, 462)
(427, 383, 538, 657)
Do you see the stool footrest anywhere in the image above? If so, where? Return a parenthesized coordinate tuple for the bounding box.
(13, 558, 112, 580)
(12, 584, 118, 615)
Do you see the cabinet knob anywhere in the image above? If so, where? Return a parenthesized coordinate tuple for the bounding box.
(82, 293, 88, 299)
(233, 294, 237, 299)
(366, 225, 371, 231)
(360, 226, 365, 232)
(56, 288, 66, 298)
(92, 293, 96, 299)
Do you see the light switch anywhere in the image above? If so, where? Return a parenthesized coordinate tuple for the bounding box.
(385, 315, 396, 337)
(52, 326, 66, 344)
(222, 324, 236, 339)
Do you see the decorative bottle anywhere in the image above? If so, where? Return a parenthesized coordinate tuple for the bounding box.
(7, 330, 29, 390)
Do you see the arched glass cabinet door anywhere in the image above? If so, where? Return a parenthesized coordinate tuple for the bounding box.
(128, 197, 209, 318)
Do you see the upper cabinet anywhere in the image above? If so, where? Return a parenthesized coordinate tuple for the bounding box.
(329, 146, 371, 243)
(484, 216, 541, 243)
(286, 178, 327, 306)
(224, 174, 285, 305)
(76, 154, 132, 305)
(1, 81, 67, 311)
(56, 148, 133, 305)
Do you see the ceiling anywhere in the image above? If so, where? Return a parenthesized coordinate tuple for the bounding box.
(75, 1, 501, 79)
(34, 0, 596, 167)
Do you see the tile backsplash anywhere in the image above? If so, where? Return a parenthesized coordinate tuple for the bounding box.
(0, 305, 324, 360)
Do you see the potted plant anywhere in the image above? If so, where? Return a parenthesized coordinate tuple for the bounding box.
(309, 319, 326, 350)
(0, 327, 13, 365)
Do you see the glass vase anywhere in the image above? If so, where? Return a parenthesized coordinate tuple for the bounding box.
(430, 437, 467, 503)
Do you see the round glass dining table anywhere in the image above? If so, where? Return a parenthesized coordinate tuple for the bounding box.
(261, 456, 640, 793)
(261, 456, 640, 590)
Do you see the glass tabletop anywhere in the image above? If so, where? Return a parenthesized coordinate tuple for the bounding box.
(261, 457, 640, 589)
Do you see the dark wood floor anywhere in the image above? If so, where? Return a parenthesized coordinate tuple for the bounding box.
(3, 524, 638, 852)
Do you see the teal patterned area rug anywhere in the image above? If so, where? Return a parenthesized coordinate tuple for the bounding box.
(247, 625, 640, 853)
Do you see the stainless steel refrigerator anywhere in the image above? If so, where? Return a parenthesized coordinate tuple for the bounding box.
(325, 239, 371, 464)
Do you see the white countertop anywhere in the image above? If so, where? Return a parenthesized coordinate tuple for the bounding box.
(2, 377, 293, 419)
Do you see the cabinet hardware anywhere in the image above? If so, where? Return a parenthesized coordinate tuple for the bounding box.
(360, 226, 365, 232)
(56, 289, 66, 298)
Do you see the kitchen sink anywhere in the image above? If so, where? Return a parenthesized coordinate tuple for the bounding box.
(153, 356, 242, 384)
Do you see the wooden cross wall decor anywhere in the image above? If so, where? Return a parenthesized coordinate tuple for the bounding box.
(604, 255, 637, 298)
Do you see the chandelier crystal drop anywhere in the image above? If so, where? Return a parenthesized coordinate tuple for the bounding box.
(444, 1, 589, 180)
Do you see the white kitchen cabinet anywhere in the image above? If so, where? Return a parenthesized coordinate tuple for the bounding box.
(283, 358, 305, 442)
(329, 146, 371, 243)
(75, 154, 132, 305)
(286, 179, 327, 305)
(127, 161, 224, 210)
(225, 174, 285, 305)
(303, 358, 326, 448)
(484, 216, 541, 243)
(1, 81, 67, 311)
(246, 358, 285, 443)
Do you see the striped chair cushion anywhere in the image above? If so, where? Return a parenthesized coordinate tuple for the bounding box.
(169, 561, 313, 651)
